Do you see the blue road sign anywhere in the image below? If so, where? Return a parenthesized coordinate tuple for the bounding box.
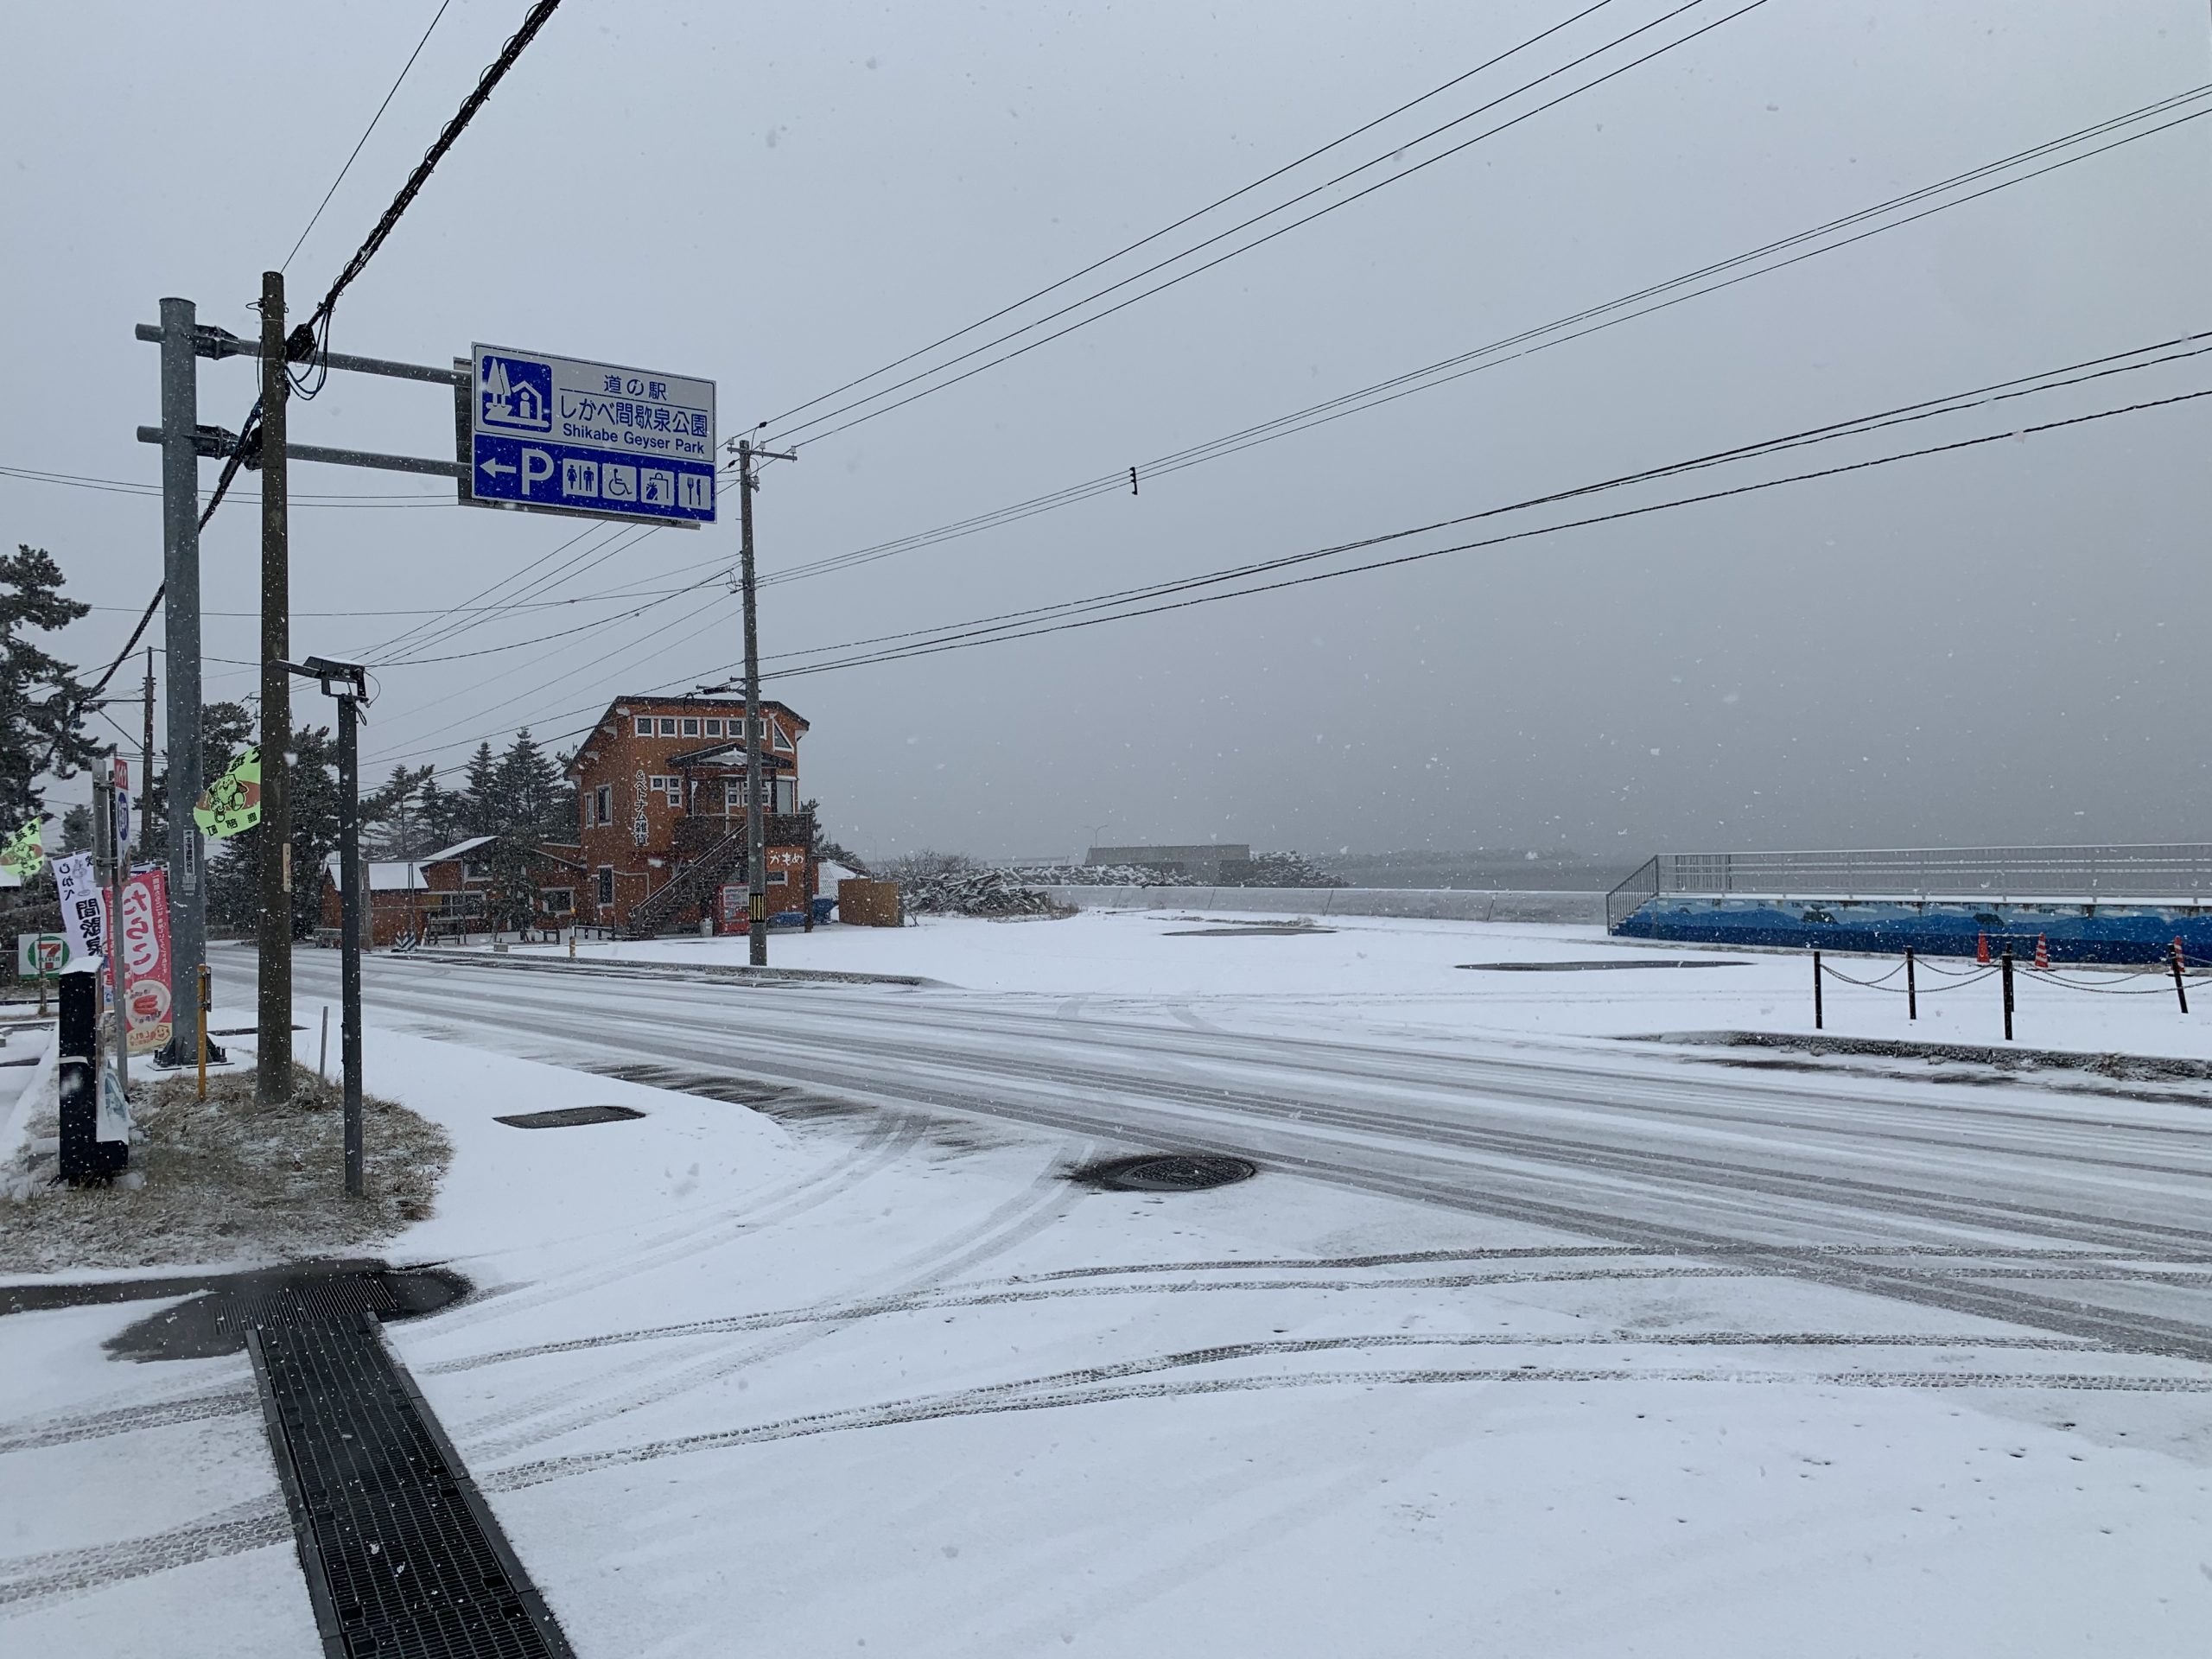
(466, 344, 717, 525)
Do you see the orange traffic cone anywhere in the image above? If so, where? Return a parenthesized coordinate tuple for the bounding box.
(1977, 931, 1990, 965)
(2035, 934, 2050, 970)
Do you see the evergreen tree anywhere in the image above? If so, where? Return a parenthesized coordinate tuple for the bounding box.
(58, 804, 91, 854)
(416, 773, 463, 852)
(1, 544, 98, 827)
(483, 832, 543, 934)
(141, 699, 254, 861)
(460, 742, 499, 837)
(205, 723, 340, 939)
(493, 728, 563, 839)
(364, 763, 435, 859)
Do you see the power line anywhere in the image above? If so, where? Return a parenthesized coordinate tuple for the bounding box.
(359, 344, 2212, 768)
(0, 462, 448, 506)
(280, 0, 455, 275)
(752, 334, 2212, 673)
(755, 0, 1624, 434)
(765, 385, 2212, 682)
(297, 0, 564, 349)
(749, 85, 2212, 596)
(765, 0, 1771, 448)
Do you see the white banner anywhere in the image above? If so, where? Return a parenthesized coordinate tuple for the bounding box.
(53, 853, 106, 963)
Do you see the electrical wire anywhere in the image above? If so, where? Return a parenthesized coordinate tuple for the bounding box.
(754, 383, 2212, 683)
(282, 0, 455, 275)
(766, 0, 1770, 448)
(756, 0, 1624, 434)
(747, 335, 2212, 677)
(749, 85, 2212, 595)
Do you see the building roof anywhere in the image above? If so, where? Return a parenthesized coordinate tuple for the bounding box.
(668, 741, 795, 771)
(419, 836, 497, 865)
(567, 695, 809, 779)
(320, 855, 429, 893)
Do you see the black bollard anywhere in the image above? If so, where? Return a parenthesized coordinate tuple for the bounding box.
(55, 969, 125, 1185)
(1813, 950, 1823, 1031)
(1906, 948, 1917, 1022)
(2173, 939, 2190, 1015)
(2001, 947, 2015, 1042)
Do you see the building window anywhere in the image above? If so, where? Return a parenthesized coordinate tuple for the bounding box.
(704, 717, 722, 736)
(766, 869, 788, 887)
(772, 779, 798, 813)
(634, 715, 652, 736)
(771, 721, 794, 753)
(724, 780, 744, 810)
(461, 858, 486, 881)
(650, 775, 681, 807)
(683, 717, 700, 736)
(659, 717, 678, 736)
(543, 887, 575, 916)
(595, 784, 612, 824)
(596, 866, 614, 906)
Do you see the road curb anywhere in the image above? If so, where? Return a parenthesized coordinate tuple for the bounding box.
(1643, 1027, 2212, 1082)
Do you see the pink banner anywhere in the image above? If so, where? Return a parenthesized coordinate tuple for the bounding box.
(118, 868, 173, 1055)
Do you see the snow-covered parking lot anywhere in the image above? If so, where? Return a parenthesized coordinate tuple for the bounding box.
(6, 909, 2212, 1656)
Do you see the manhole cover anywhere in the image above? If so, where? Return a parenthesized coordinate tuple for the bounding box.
(495, 1104, 646, 1129)
(1457, 959, 1748, 972)
(1075, 1154, 1257, 1192)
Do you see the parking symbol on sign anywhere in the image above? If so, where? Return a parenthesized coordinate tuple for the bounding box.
(603, 464, 639, 502)
(641, 469, 674, 508)
(562, 458, 600, 497)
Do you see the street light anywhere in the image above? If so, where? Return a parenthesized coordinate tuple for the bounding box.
(277, 655, 367, 1198)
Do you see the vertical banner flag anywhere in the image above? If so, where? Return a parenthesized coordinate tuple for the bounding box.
(1, 822, 45, 879)
(53, 852, 106, 963)
(118, 869, 173, 1055)
(112, 756, 131, 855)
(194, 746, 262, 839)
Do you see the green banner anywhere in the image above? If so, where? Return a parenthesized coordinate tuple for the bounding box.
(0, 821, 44, 879)
(194, 746, 263, 840)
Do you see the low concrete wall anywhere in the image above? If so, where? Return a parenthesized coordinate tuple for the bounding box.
(1037, 886, 1606, 925)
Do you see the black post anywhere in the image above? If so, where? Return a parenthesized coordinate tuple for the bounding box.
(2172, 939, 2190, 1015)
(2001, 947, 2015, 1041)
(55, 970, 122, 1185)
(1812, 950, 1823, 1030)
(338, 692, 364, 1198)
(1905, 948, 1917, 1021)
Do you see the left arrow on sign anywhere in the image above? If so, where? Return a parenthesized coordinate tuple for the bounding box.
(480, 457, 517, 479)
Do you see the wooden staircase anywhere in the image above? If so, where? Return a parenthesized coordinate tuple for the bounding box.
(620, 828, 747, 939)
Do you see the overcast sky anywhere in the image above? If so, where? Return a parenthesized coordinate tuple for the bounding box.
(6, 1, 2211, 862)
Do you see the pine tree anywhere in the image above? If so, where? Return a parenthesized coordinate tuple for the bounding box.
(493, 728, 563, 840)
(461, 742, 499, 837)
(205, 723, 341, 939)
(416, 774, 463, 852)
(1, 544, 98, 828)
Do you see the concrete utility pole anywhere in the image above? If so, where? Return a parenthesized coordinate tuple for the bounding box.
(257, 271, 295, 1100)
(156, 296, 207, 1068)
(736, 436, 797, 967)
(142, 650, 155, 818)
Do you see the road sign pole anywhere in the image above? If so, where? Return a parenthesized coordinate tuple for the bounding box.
(95, 765, 128, 1097)
(741, 439, 766, 967)
(156, 296, 208, 1068)
(257, 271, 295, 1103)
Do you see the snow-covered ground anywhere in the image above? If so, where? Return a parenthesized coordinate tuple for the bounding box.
(481, 906, 2212, 1059)
(7, 912, 2212, 1656)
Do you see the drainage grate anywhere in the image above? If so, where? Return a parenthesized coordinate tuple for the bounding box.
(494, 1105, 645, 1130)
(1457, 958, 1748, 972)
(1074, 1154, 1258, 1192)
(78, 1263, 468, 1363)
(249, 1298, 574, 1658)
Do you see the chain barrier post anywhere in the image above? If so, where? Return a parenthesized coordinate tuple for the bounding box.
(2172, 938, 2190, 1014)
(1906, 948, 1916, 1021)
(1812, 950, 1823, 1030)
(2001, 947, 2015, 1041)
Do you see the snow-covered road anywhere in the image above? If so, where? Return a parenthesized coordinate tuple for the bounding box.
(279, 943, 2212, 1367)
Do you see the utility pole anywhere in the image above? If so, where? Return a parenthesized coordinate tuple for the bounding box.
(257, 270, 294, 1101)
(142, 649, 155, 822)
(736, 435, 796, 968)
(94, 760, 128, 1096)
(155, 296, 208, 1071)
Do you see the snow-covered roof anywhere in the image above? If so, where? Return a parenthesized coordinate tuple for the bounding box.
(321, 855, 433, 892)
(820, 861, 863, 888)
(419, 836, 497, 865)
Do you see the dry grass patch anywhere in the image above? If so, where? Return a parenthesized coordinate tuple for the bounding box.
(1, 1065, 451, 1274)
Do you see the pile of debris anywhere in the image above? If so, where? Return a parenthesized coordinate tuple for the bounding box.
(901, 867, 1071, 918)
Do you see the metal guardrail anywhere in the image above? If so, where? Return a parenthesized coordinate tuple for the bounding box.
(1606, 844, 2212, 931)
